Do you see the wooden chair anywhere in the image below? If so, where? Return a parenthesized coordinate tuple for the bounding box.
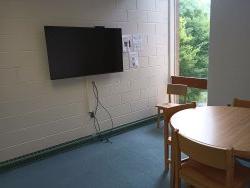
(162, 102, 196, 172)
(232, 97, 250, 163)
(156, 83, 188, 128)
(171, 76, 207, 90)
(172, 129, 250, 188)
(171, 75, 208, 106)
(233, 98, 250, 108)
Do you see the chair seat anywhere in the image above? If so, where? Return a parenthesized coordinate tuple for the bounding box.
(181, 159, 250, 188)
(156, 102, 182, 109)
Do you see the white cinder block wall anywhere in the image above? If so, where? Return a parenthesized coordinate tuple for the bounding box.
(0, 0, 169, 162)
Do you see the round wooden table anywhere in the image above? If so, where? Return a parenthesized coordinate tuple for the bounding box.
(170, 106, 250, 159)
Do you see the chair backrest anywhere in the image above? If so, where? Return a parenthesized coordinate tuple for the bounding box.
(167, 84, 187, 103)
(233, 98, 250, 108)
(172, 129, 234, 187)
(171, 76, 207, 90)
(163, 102, 196, 124)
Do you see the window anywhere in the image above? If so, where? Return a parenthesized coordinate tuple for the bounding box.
(177, 0, 210, 105)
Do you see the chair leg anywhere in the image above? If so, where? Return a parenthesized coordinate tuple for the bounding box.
(157, 108, 161, 128)
(170, 144, 175, 188)
(164, 125, 169, 170)
(172, 145, 181, 188)
(165, 144, 169, 171)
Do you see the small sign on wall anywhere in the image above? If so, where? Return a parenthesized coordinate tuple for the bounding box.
(132, 34, 142, 51)
(122, 35, 132, 52)
(122, 34, 143, 69)
(129, 51, 139, 69)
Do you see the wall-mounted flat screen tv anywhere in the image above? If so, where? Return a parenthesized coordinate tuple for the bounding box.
(44, 26, 123, 80)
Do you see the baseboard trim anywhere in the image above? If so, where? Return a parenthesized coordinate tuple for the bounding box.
(0, 115, 157, 172)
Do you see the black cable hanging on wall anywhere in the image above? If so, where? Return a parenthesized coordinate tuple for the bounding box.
(91, 81, 114, 143)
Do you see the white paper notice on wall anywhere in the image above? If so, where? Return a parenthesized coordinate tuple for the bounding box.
(129, 52, 139, 69)
(132, 34, 142, 51)
(122, 35, 132, 52)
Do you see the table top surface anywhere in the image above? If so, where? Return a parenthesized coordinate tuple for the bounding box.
(170, 106, 250, 158)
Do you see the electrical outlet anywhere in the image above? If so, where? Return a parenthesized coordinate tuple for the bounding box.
(89, 111, 95, 118)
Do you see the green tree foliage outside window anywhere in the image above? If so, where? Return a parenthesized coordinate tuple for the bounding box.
(179, 0, 210, 104)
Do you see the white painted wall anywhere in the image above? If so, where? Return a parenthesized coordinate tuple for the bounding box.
(208, 0, 250, 105)
(0, 0, 169, 162)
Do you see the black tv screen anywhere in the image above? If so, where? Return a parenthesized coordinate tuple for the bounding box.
(44, 26, 123, 80)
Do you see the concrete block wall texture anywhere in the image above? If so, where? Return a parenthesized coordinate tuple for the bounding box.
(0, 0, 169, 162)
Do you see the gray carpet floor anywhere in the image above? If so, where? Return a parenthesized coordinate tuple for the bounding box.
(0, 123, 172, 188)
(0, 122, 249, 188)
